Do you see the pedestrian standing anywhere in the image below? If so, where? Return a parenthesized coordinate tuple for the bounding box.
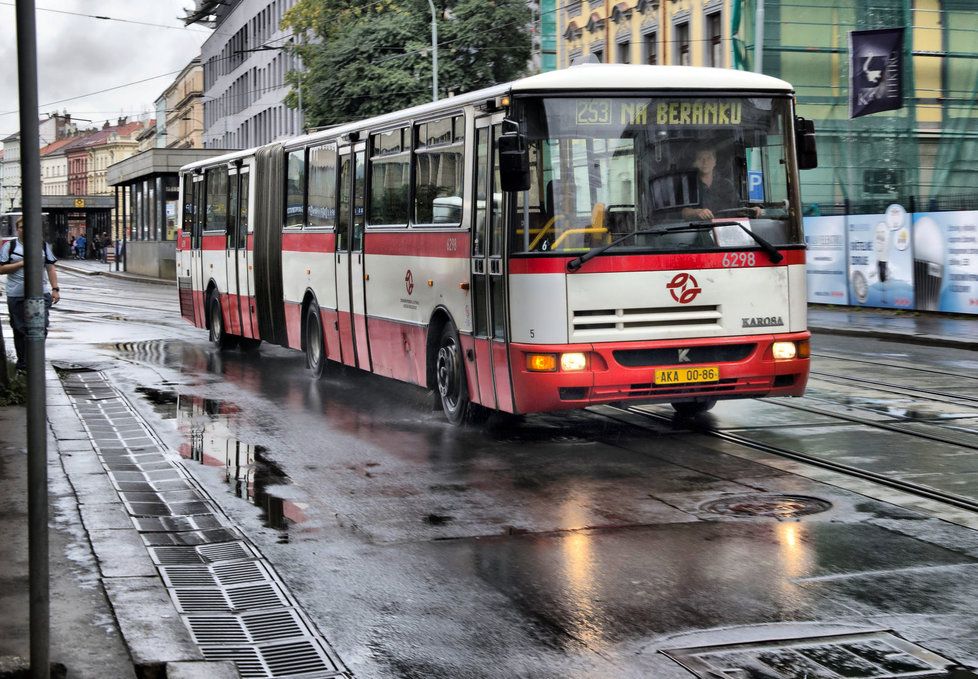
(0, 218, 60, 373)
(100, 232, 110, 263)
(75, 233, 87, 260)
(68, 235, 75, 259)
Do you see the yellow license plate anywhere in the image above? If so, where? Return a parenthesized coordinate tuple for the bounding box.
(654, 366, 720, 385)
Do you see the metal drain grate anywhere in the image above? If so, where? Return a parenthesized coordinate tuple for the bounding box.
(701, 494, 833, 519)
(185, 610, 307, 646)
(60, 370, 350, 678)
(149, 542, 255, 566)
(202, 639, 342, 678)
(663, 630, 955, 678)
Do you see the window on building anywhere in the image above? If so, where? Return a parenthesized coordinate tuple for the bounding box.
(369, 128, 410, 225)
(706, 12, 722, 67)
(285, 149, 306, 227)
(592, 47, 604, 63)
(414, 116, 464, 225)
(308, 144, 337, 228)
(617, 40, 630, 64)
(642, 30, 656, 64)
(675, 22, 690, 65)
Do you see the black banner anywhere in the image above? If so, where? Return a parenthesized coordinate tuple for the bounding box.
(849, 28, 905, 118)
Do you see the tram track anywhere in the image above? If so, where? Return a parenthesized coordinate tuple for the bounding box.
(601, 401, 978, 516)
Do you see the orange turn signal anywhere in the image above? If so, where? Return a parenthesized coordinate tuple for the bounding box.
(526, 353, 558, 372)
(797, 339, 811, 359)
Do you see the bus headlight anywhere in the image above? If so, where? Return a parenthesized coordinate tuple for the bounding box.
(527, 353, 558, 372)
(560, 352, 588, 371)
(772, 341, 797, 360)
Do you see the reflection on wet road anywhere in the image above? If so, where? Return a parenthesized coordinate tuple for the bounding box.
(105, 331, 978, 677)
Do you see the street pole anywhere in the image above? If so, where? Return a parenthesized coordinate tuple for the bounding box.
(426, 0, 438, 101)
(754, 0, 765, 73)
(15, 1, 50, 677)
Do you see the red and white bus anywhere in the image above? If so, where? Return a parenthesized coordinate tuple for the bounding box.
(177, 65, 817, 424)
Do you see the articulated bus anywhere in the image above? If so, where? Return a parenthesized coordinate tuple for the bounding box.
(177, 65, 817, 425)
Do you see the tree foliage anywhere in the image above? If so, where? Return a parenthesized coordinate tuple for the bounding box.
(283, 0, 533, 128)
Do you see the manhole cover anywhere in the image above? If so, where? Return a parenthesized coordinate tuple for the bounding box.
(663, 630, 957, 678)
(701, 494, 832, 519)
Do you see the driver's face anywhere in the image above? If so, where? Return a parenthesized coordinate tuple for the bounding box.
(693, 150, 716, 174)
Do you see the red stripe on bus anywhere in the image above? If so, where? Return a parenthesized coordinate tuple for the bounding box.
(282, 232, 335, 252)
(509, 249, 806, 274)
(201, 234, 225, 251)
(365, 231, 470, 258)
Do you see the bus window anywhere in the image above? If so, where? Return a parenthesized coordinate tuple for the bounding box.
(227, 173, 239, 249)
(353, 150, 365, 251)
(369, 129, 409, 226)
(337, 154, 351, 251)
(205, 167, 228, 233)
(238, 172, 250, 248)
(182, 174, 194, 236)
(414, 115, 464, 226)
(308, 144, 337, 228)
(285, 149, 306, 228)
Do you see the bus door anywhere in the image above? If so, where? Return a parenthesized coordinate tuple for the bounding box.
(349, 142, 371, 370)
(225, 166, 254, 338)
(335, 144, 371, 368)
(224, 165, 242, 336)
(190, 173, 206, 327)
(470, 116, 514, 412)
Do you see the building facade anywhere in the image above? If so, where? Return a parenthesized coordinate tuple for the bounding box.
(162, 59, 205, 149)
(736, 0, 978, 214)
(185, 0, 304, 149)
(1, 133, 19, 211)
(558, 0, 731, 69)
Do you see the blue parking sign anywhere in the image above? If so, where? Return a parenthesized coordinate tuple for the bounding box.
(748, 171, 764, 201)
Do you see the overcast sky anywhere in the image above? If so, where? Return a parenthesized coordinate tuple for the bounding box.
(0, 1, 211, 140)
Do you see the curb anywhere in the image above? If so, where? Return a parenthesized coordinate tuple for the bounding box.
(809, 324, 978, 351)
(56, 263, 176, 287)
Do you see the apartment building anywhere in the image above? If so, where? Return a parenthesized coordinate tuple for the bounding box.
(184, 0, 304, 149)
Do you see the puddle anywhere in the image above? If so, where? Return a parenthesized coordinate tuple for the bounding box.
(135, 387, 304, 539)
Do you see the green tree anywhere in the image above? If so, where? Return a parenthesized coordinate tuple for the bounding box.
(283, 0, 533, 127)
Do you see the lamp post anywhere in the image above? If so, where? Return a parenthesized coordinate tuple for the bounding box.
(754, 0, 765, 73)
(426, 0, 439, 101)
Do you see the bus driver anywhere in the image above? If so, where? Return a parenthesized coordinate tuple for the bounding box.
(681, 144, 760, 221)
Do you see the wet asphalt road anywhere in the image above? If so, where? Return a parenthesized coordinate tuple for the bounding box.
(36, 271, 978, 677)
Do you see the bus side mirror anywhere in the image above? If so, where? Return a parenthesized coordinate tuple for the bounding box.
(795, 116, 818, 170)
(498, 133, 531, 192)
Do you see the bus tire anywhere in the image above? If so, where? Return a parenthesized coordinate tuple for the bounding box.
(435, 323, 472, 426)
(671, 399, 717, 416)
(208, 293, 237, 350)
(305, 302, 327, 379)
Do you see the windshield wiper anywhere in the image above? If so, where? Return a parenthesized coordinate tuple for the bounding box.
(566, 228, 664, 271)
(566, 221, 783, 272)
(704, 220, 784, 263)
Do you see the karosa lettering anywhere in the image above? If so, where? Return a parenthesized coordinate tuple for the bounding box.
(742, 316, 784, 328)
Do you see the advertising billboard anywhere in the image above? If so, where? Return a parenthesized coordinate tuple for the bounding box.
(912, 211, 978, 313)
(846, 204, 914, 309)
(803, 216, 849, 305)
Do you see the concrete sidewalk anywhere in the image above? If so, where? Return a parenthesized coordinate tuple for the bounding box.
(809, 305, 978, 350)
(55, 259, 175, 287)
(0, 370, 238, 679)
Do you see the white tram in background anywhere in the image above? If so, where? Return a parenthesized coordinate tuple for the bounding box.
(177, 65, 817, 425)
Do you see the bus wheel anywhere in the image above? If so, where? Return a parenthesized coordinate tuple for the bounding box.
(435, 323, 471, 426)
(671, 399, 717, 416)
(305, 303, 327, 379)
(208, 293, 236, 349)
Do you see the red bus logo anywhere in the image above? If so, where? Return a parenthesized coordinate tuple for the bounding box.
(667, 273, 701, 304)
(405, 269, 414, 295)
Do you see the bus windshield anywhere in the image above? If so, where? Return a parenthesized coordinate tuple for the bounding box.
(512, 95, 801, 255)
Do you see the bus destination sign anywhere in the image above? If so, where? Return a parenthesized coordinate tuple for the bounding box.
(575, 99, 744, 127)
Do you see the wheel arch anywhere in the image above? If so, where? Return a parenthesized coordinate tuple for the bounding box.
(204, 279, 219, 329)
(300, 288, 319, 352)
(425, 306, 456, 391)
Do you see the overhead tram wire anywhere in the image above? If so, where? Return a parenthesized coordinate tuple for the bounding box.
(0, 1, 211, 32)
